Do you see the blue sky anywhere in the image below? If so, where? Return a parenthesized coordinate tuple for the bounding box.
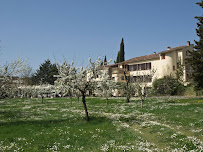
(0, 0, 202, 70)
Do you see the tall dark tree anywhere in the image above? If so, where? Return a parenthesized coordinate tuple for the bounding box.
(32, 59, 58, 85)
(115, 38, 125, 63)
(119, 38, 125, 62)
(104, 55, 107, 65)
(187, 1, 203, 90)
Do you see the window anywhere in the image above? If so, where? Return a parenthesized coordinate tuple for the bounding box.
(126, 65, 129, 71)
(145, 75, 152, 82)
(173, 66, 175, 71)
(138, 64, 141, 70)
(146, 63, 151, 70)
(130, 65, 134, 71)
(161, 54, 165, 59)
(141, 64, 145, 70)
(133, 65, 137, 71)
(121, 76, 124, 80)
(112, 77, 115, 80)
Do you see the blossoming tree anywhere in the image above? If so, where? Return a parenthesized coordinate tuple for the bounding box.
(98, 70, 116, 105)
(0, 57, 26, 98)
(55, 57, 102, 121)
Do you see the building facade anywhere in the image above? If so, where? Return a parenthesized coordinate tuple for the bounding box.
(101, 41, 194, 87)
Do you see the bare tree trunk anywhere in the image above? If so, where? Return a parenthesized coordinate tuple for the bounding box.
(106, 98, 108, 106)
(82, 94, 89, 121)
(141, 95, 144, 108)
(42, 96, 44, 104)
(126, 96, 130, 103)
(70, 96, 72, 105)
(77, 96, 79, 103)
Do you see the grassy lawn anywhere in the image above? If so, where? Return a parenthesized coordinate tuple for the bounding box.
(0, 97, 202, 151)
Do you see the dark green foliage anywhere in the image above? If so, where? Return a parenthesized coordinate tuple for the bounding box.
(119, 38, 125, 62)
(115, 51, 120, 63)
(32, 59, 58, 85)
(153, 76, 185, 95)
(104, 55, 107, 65)
(186, 1, 203, 90)
(115, 38, 125, 63)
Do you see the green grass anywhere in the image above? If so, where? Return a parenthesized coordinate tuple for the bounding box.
(0, 97, 202, 151)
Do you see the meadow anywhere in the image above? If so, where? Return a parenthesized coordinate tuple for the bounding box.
(0, 97, 202, 151)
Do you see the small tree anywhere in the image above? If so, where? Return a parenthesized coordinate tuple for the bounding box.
(134, 70, 155, 108)
(55, 57, 102, 121)
(0, 57, 26, 98)
(55, 61, 75, 105)
(98, 70, 115, 105)
(123, 72, 136, 103)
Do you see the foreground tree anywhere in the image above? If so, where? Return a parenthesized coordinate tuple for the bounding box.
(133, 70, 155, 108)
(187, 1, 203, 90)
(55, 57, 102, 121)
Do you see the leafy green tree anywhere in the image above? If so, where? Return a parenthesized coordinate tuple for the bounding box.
(115, 38, 125, 63)
(187, 1, 203, 90)
(153, 76, 185, 96)
(32, 59, 58, 85)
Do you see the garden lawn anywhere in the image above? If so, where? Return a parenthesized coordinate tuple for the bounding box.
(0, 97, 202, 151)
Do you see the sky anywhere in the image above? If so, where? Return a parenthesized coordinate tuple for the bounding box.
(0, 0, 202, 71)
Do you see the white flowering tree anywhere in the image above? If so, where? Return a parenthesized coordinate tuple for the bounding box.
(0, 57, 27, 98)
(133, 69, 156, 108)
(55, 61, 76, 105)
(98, 70, 116, 105)
(55, 57, 102, 121)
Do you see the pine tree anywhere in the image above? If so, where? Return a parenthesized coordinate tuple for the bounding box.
(115, 38, 125, 63)
(187, 1, 203, 90)
(32, 59, 58, 85)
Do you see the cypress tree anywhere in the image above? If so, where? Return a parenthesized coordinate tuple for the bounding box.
(187, 1, 203, 90)
(104, 55, 107, 65)
(115, 38, 125, 63)
(119, 38, 125, 62)
(115, 51, 120, 63)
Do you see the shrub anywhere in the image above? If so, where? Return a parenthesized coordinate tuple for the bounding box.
(153, 76, 185, 96)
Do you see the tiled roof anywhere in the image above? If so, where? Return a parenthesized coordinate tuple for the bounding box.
(103, 64, 118, 67)
(119, 44, 191, 64)
(99, 63, 118, 69)
(158, 45, 188, 54)
(120, 54, 159, 64)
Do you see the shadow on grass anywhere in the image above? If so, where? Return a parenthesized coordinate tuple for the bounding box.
(0, 114, 110, 128)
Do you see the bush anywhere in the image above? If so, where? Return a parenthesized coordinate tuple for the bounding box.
(183, 84, 196, 96)
(153, 76, 185, 96)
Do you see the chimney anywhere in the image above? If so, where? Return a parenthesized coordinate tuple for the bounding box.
(167, 46, 171, 50)
(187, 41, 190, 46)
(153, 52, 156, 54)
